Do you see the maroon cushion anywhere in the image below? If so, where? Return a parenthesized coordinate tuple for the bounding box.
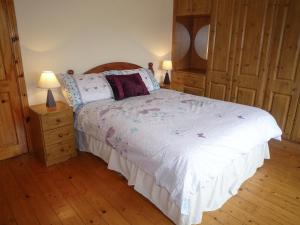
(105, 75, 124, 100)
(106, 73, 149, 100)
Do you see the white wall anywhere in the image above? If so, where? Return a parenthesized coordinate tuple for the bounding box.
(14, 0, 173, 105)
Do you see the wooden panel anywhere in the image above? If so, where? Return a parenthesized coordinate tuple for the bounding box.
(269, 93, 291, 130)
(0, 51, 5, 80)
(209, 82, 226, 100)
(235, 87, 256, 106)
(191, 0, 211, 15)
(175, 0, 191, 16)
(264, 0, 300, 139)
(231, 0, 275, 107)
(206, 0, 236, 101)
(44, 125, 75, 147)
(0, 93, 17, 146)
(292, 101, 300, 142)
(240, 1, 267, 76)
(210, 0, 234, 72)
(276, 1, 300, 81)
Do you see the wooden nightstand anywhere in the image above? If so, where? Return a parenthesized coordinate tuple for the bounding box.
(160, 83, 171, 89)
(29, 101, 77, 166)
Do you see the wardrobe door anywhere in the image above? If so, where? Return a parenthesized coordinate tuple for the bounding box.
(230, 0, 276, 107)
(175, 0, 191, 16)
(0, 0, 27, 160)
(191, 0, 211, 15)
(264, 0, 300, 139)
(206, 0, 236, 101)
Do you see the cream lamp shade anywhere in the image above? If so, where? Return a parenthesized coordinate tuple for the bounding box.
(162, 60, 173, 71)
(38, 71, 60, 89)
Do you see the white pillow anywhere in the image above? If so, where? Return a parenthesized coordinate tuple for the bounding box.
(56, 73, 113, 110)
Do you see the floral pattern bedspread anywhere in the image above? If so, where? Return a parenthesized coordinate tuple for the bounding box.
(75, 89, 282, 215)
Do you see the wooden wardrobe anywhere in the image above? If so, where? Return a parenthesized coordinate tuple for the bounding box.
(0, 0, 30, 160)
(172, 0, 300, 143)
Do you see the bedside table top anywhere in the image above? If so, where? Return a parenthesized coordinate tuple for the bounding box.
(30, 101, 71, 115)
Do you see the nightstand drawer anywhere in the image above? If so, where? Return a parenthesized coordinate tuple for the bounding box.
(183, 86, 205, 96)
(44, 125, 74, 147)
(183, 73, 206, 89)
(46, 139, 75, 161)
(42, 110, 73, 131)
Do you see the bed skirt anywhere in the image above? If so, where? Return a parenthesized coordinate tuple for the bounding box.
(76, 130, 270, 225)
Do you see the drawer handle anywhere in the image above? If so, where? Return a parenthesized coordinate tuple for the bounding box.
(56, 119, 61, 123)
(58, 134, 63, 138)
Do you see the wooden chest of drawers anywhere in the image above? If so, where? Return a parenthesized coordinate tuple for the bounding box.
(29, 102, 77, 166)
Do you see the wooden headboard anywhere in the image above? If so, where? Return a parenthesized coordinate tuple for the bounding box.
(67, 62, 154, 75)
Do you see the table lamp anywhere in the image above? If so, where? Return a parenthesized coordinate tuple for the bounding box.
(162, 60, 172, 85)
(38, 71, 60, 108)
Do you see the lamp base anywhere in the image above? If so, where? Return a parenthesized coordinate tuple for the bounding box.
(163, 71, 170, 85)
(46, 89, 56, 108)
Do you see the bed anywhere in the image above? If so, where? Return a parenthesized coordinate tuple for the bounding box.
(66, 62, 282, 225)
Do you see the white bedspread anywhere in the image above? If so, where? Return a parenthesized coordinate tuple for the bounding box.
(75, 89, 282, 215)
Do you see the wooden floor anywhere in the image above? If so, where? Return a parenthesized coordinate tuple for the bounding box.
(0, 141, 299, 225)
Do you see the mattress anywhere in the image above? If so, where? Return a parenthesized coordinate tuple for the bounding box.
(74, 89, 282, 225)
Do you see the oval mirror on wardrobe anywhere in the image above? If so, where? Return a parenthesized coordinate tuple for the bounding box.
(194, 24, 210, 60)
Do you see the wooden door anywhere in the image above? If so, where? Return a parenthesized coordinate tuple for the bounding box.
(264, 0, 300, 139)
(206, 0, 236, 101)
(0, 0, 28, 160)
(191, 0, 211, 15)
(175, 0, 191, 16)
(230, 0, 276, 107)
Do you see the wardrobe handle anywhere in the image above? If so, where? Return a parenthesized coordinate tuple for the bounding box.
(11, 36, 19, 42)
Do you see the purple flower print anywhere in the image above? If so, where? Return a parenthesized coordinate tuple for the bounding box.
(105, 127, 115, 147)
(181, 99, 197, 104)
(111, 106, 123, 110)
(216, 113, 223, 118)
(145, 97, 163, 103)
(99, 108, 110, 117)
(197, 133, 206, 138)
(138, 108, 160, 115)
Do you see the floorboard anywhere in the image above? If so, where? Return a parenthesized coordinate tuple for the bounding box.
(0, 141, 299, 225)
